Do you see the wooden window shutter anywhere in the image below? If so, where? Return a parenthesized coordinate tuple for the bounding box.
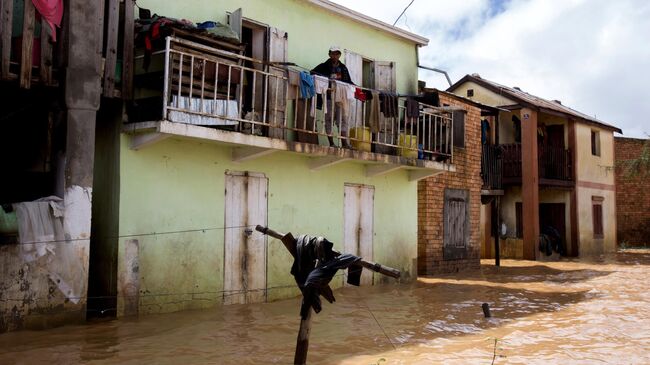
(592, 203, 603, 238)
(443, 189, 469, 260)
(453, 110, 465, 148)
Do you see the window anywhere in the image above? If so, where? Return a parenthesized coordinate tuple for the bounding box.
(591, 130, 601, 156)
(444, 189, 469, 260)
(467, 89, 474, 97)
(592, 196, 604, 238)
(453, 110, 466, 148)
(515, 202, 523, 238)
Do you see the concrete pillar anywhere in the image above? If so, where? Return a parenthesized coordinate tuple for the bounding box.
(520, 108, 539, 260)
(62, 0, 103, 314)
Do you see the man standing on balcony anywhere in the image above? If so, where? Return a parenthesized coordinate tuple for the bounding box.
(312, 46, 354, 148)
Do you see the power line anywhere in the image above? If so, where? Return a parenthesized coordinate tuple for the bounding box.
(393, 0, 416, 26)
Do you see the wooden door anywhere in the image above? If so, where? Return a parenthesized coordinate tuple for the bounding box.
(443, 189, 469, 260)
(344, 50, 363, 129)
(224, 171, 268, 304)
(344, 184, 374, 286)
(373, 61, 396, 133)
(267, 27, 288, 139)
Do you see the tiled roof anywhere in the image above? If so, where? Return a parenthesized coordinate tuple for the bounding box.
(449, 74, 621, 133)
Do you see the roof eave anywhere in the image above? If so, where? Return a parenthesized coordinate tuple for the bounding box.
(307, 0, 429, 46)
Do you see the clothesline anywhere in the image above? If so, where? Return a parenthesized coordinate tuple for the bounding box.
(273, 61, 428, 99)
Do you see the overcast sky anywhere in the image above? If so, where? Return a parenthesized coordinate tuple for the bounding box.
(331, 0, 649, 138)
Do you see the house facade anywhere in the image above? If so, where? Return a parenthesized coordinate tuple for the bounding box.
(417, 89, 496, 274)
(0, 0, 458, 332)
(448, 74, 621, 260)
(94, 0, 456, 318)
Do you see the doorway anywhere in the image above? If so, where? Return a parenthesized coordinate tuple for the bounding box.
(539, 203, 566, 255)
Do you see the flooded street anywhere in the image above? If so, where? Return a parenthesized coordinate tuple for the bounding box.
(1, 250, 650, 364)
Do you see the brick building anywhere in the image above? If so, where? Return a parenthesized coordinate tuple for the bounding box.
(418, 90, 495, 274)
(615, 137, 650, 246)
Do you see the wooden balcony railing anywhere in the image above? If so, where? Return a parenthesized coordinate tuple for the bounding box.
(481, 144, 502, 190)
(500, 143, 573, 184)
(538, 145, 572, 181)
(0, 0, 134, 97)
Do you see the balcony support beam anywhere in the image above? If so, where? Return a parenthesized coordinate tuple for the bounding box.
(232, 146, 276, 163)
(309, 156, 351, 171)
(130, 132, 170, 150)
(366, 164, 402, 177)
(520, 108, 539, 260)
(408, 169, 444, 182)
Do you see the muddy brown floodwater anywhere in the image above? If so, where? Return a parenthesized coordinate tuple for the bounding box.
(2, 250, 650, 364)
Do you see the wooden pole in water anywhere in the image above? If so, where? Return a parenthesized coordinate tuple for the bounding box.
(255, 225, 401, 365)
(294, 309, 312, 365)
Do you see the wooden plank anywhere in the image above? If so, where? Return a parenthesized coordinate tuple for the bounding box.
(39, 18, 53, 85)
(20, 0, 35, 88)
(0, 0, 12, 79)
(121, 0, 135, 99)
(102, 0, 119, 96)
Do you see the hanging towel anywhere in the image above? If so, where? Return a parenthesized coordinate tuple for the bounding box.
(334, 81, 355, 120)
(299, 71, 315, 99)
(310, 75, 329, 117)
(406, 97, 420, 118)
(369, 91, 380, 133)
(32, 0, 64, 42)
(380, 92, 398, 118)
(354, 88, 367, 102)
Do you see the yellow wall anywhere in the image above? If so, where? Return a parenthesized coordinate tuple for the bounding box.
(575, 124, 615, 185)
(575, 124, 616, 254)
(451, 81, 516, 106)
(576, 188, 616, 255)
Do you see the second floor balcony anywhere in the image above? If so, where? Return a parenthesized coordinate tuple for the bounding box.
(124, 37, 455, 180)
(500, 143, 573, 186)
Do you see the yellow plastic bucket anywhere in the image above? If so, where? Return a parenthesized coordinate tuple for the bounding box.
(398, 133, 418, 158)
(349, 127, 371, 152)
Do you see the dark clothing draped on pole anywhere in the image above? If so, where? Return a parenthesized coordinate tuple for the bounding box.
(291, 235, 362, 319)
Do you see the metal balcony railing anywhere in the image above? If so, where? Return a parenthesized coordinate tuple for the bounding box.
(158, 37, 453, 162)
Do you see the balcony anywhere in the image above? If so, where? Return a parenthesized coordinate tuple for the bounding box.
(500, 143, 573, 186)
(124, 37, 455, 180)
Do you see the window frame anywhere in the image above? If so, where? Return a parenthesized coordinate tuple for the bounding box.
(592, 196, 604, 239)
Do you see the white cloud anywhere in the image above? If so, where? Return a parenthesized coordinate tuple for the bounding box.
(332, 0, 650, 137)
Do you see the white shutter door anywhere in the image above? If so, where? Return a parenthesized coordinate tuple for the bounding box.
(344, 183, 375, 286)
(224, 172, 268, 304)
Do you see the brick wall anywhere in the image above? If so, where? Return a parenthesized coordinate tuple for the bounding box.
(417, 92, 483, 275)
(615, 137, 650, 246)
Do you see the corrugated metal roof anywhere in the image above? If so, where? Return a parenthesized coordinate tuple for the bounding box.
(449, 74, 621, 133)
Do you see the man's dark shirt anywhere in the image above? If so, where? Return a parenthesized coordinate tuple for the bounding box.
(311, 59, 354, 85)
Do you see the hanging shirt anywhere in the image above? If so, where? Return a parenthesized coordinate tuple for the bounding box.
(310, 75, 329, 117)
(299, 71, 315, 99)
(334, 81, 356, 120)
